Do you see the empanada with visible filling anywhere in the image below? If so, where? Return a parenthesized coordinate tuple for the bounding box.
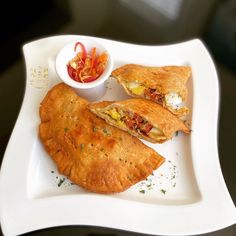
(39, 83, 165, 193)
(112, 64, 191, 117)
(89, 98, 190, 143)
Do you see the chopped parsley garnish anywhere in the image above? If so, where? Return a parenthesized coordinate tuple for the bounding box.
(175, 131, 179, 136)
(58, 178, 66, 187)
(80, 143, 85, 150)
(103, 127, 111, 136)
(139, 190, 145, 194)
(160, 189, 166, 194)
(64, 127, 69, 132)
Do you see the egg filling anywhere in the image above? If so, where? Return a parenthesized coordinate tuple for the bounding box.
(126, 82, 145, 95)
(165, 92, 183, 109)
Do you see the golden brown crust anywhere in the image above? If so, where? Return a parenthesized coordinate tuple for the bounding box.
(112, 64, 191, 98)
(112, 64, 191, 116)
(39, 83, 165, 193)
(165, 105, 189, 117)
(89, 98, 190, 143)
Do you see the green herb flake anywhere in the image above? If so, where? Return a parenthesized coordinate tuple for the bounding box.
(51, 170, 54, 173)
(92, 126, 98, 132)
(147, 184, 152, 188)
(80, 143, 85, 151)
(64, 127, 69, 132)
(103, 127, 111, 136)
(58, 178, 66, 187)
(175, 131, 179, 137)
(160, 189, 166, 194)
(139, 190, 145, 194)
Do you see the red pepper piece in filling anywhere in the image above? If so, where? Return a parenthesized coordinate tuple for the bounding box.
(145, 88, 164, 104)
(142, 123, 153, 134)
(124, 118, 137, 130)
(133, 113, 144, 123)
(124, 114, 153, 135)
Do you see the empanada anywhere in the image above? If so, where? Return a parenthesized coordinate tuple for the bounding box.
(39, 83, 165, 193)
(112, 64, 191, 117)
(89, 98, 190, 143)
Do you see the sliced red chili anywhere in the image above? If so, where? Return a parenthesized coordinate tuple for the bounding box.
(74, 42, 87, 61)
(67, 65, 81, 82)
(67, 41, 108, 83)
(83, 76, 97, 83)
(67, 65, 75, 78)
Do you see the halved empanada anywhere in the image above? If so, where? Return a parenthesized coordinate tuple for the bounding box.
(111, 64, 191, 117)
(89, 98, 190, 143)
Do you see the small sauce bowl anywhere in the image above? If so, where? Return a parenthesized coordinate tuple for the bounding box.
(55, 38, 113, 101)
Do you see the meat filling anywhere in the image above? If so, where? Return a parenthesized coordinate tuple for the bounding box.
(144, 88, 164, 104)
(123, 113, 153, 135)
(104, 108, 161, 137)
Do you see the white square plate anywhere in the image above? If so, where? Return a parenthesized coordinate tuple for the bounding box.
(0, 35, 235, 236)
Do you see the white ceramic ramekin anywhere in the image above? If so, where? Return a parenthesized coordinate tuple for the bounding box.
(55, 38, 113, 101)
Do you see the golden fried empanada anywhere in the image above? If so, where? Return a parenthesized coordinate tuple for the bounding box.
(89, 98, 190, 143)
(39, 83, 165, 193)
(112, 64, 191, 117)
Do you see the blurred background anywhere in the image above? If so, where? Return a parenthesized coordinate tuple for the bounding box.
(0, 0, 235, 235)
